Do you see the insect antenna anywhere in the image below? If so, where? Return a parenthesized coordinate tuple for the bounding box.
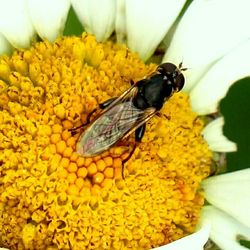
(178, 60, 189, 72)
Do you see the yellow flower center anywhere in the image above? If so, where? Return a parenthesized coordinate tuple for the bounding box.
(0, 33, 212, 249)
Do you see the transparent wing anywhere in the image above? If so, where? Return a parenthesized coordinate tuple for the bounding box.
(94, 84, 139, 118)
(77, 101, 156, 156)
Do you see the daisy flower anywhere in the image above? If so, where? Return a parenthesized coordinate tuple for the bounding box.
(0, 0, 249, 249)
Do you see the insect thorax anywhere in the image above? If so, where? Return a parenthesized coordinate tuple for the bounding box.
(134, 75, 173, 111)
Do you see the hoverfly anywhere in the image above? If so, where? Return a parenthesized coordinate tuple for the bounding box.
(70, 62, 186, 176)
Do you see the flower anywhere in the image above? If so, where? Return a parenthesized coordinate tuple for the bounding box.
(201, 169, 250, 250)
(0, 0, 249, 249)
(0, 33, 212, 250)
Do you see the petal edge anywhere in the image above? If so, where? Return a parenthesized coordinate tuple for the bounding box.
(28, 0, 70, 42)
(202, 117, 237, 153)
(202, 169, 250, 228)
(201, 206, 250, 250)
(154, 224, 210, 250)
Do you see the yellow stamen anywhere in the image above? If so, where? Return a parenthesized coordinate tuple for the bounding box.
(0, 33, 212, 249)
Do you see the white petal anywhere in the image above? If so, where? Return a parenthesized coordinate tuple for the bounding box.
(126, 0, 185, 61)
(201, 206, 250, 250)
(153, 224, 210, 250)
(190, 39, 250, 115)
(202, 169, 250, 228)
(0, 0, 35, 48)
(0, 33, 12, 55)
(28, 0, 70, 42)
(71, 0, 116, 41)
(115, 0, 126, 44)
(202, 117, 237, 152)
(163, 0, 250, 92)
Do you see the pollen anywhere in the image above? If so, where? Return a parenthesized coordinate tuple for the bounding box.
(0, 33, 212, 249)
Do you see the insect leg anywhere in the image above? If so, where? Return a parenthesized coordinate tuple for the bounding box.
(155, 112, 171, 120)
(135, 124, 146, 142)
(99, 97, 118, 109)
(69, 97, 118, 136)
(121, 142, 137, 179)
(68, 108, 97, 135)
(121, 124, 146, 178)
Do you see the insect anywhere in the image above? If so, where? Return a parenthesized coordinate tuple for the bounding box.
(70, 62, 186, 177)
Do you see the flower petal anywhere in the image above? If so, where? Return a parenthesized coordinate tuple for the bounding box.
(126, 0, 185, 61)
(201, 206, 250, 250)
(0, 0, 35, 48)
(202, 117, 237, 152)
(202, 169, 250, 228)
(163, 0, 250, 91)
(190, 39, 250, 115)
(0, 33, 12, 56)
(71, 0, 116, 41)
(154, 224, 210, 250)
(28, 0, 70, 42)
(115, 0, 126, 44)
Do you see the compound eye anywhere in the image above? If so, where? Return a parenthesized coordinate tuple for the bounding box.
(175, 73, 185, 92)
(158, 62, 177, 74)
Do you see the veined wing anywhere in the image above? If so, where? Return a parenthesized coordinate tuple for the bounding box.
(90, 84, 138, 123)
(77, 101, 156, 156)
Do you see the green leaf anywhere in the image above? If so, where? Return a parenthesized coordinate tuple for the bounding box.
(220, 77, 250, 172)
(240, 239, 250, 249)
(63, 6, 84, 36)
